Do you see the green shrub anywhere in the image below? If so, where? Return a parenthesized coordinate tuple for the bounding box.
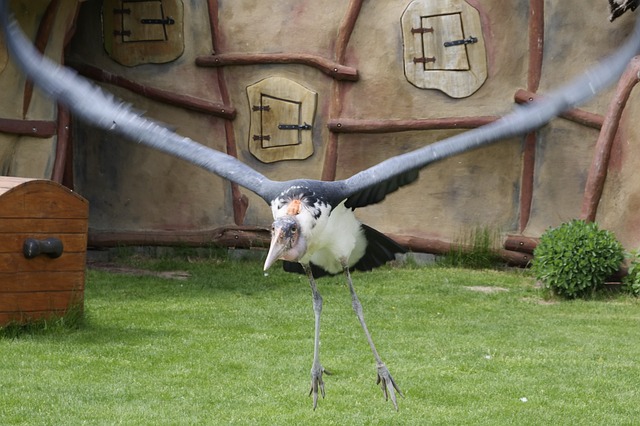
(533, 219, 624, 298)
(622, 250, 640, 296)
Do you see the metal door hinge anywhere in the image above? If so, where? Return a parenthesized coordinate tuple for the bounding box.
(411, 26, 433, 34)
(413, 56, 436, 64)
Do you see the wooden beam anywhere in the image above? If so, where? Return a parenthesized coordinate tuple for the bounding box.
(519, 132, 537, 231)
(206, 0, 249, 225)
(514, 89, 604, 129)
(0, 118, 57, 138)
(328, 116, 499, 134)
(196, 53, 359, 81)
(580, 56, 640, 222)
(51, 105, 70, 184)
(322, 0, 365, 181)
(519, 0, 544, 232)
(504, 235, 539, 254)
(69, 62, 236, 120)
(88, 226, 271, 248)
(527, 0, 544, 93)
(388, 233, 533, 266)
(87, 227, 533, 266)
(22, 0, 61, 118)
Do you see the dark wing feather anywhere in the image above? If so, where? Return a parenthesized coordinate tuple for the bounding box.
(0, 3, 283, 204)
(282, 224, 406, 277)
(337, 15, 640, 210)
(282, 261, 331, 277)
(351, 224, 407, 271)
(344, 169, 420, 210)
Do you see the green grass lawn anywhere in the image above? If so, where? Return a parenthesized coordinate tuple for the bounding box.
(2, 253, 640, 425)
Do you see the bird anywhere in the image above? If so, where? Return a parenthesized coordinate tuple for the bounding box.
(2, 1, 639, 410)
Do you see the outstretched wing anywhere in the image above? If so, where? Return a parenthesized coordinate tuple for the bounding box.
(0, 2, 283, 204)
(3, 1, 639, 212)
(336, 15, 640, 210)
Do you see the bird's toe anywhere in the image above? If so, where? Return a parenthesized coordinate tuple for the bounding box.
(376, 363, 403, 410)
(309, 365, 329, 409)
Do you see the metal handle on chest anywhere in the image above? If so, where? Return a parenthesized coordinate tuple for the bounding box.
(23, 238, 64, 259)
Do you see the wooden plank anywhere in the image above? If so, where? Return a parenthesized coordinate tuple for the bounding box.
(0, 180, 88, 218)
(0, 218, 87, 233)
(0, 233, 87, 254)
(0, 271, 85, 292)
(0, 291, 83, 313)
(0, 252, 86, 273)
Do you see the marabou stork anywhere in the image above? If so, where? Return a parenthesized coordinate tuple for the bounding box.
(2, 1, 640, 410)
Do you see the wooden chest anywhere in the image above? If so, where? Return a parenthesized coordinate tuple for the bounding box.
(0, 177, 88, 325)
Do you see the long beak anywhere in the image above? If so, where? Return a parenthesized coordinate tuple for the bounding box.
(263, 232, 286, 271)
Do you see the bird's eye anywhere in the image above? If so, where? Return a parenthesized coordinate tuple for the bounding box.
(291, 226, 297, 233)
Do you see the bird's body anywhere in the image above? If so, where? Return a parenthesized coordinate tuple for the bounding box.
(2, 0, 639, 410)
(268, 184, 373, 274)
(285, 201, 366, 273)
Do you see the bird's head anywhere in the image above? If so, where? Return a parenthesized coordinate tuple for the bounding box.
(263, 215, 307, 271)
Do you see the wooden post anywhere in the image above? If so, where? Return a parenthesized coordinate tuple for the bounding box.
(580, 56, 640, 222)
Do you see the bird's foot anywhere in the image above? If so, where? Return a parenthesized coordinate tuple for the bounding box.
(309, 364, 331, 410)
(376, 363, 403, 410)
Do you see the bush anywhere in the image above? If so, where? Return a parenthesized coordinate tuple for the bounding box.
(533, 219, 624, 298)
(622, 250, 640, 296)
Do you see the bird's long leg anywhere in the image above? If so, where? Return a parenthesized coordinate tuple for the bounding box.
(302, 263, 328, 410)
(342, 263, 403, 410)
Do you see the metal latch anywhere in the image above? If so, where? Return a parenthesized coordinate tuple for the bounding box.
(140, 17, 176, 25)
(444, 36, 478, 47)
(278, 123, 312, 131)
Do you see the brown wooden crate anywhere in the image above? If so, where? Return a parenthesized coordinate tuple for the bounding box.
(0, 218, 88, 233)
(0, 291, 83, 313)
(0, 252, 86, 273)
(0, 271, 85, 292)
(0, 233, 87, 254)
(0, 179, 88, 219)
